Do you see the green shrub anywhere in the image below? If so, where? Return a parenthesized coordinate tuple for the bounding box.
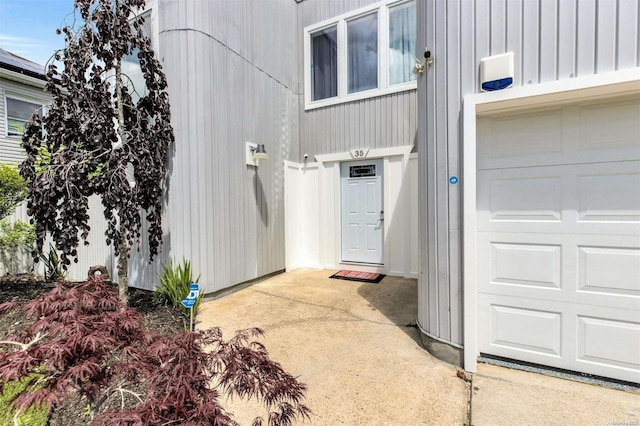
(0, 164, 27, 221)
(154, 258, 202, 317)
(0, 374, 48, 426)
(39, 243, 66, 282)
(0, 220, 35, 275)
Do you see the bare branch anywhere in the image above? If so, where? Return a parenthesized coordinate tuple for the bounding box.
(0, 332, 47, 351)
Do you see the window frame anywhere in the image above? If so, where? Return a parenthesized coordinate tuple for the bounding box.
(304, 0, 416, 111)
(4, 92, 48, 138)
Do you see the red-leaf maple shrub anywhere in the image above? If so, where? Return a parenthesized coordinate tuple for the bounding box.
(0, 277, 310, 425)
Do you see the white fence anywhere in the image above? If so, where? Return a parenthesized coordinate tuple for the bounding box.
(2, 196, 116, 282)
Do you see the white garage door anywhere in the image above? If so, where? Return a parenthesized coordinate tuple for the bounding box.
(476, 97, 640, 383)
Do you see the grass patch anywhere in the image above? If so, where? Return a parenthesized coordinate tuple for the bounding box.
(0, 374, 48, 426)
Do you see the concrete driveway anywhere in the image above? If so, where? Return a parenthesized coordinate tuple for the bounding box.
(197, 269, 469, 425)
(197, 269, 640, 425)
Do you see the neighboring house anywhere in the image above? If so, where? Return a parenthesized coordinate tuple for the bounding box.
(0, 48, 115, 279)
(0, 49, 51, 276)
(0, 48, 50, 164)
(4, 0, 639, 385)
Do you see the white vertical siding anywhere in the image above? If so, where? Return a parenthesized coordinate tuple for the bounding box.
(151, 0, 299, 293)
(417, 0, 640, 347)
(617, 0, 639, 69)
(300, 92, 417, 158)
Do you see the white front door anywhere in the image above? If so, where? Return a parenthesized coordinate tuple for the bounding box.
(341, 160, 384, 264)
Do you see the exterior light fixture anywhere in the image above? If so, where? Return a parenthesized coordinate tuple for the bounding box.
(246, 142, 269, 166)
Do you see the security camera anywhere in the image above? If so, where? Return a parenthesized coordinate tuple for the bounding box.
(303, 154, 309, 160)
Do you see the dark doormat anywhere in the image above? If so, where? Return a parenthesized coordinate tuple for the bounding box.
(329, 270, 386, 284)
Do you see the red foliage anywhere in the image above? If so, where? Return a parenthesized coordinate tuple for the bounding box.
(0, 277, 310, 425)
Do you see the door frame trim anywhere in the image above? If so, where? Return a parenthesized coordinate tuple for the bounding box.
(462, 68, 640, 374)
(316, 145, 414, 274)
(315, 145, 414, 165)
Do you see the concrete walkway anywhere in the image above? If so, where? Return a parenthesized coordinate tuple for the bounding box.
(197, 269, 639, 425)
(471, 363, 640, 426)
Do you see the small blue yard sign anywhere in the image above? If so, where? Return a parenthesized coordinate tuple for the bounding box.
(182, 283, 200, 332)
(181, 283, 199, 308)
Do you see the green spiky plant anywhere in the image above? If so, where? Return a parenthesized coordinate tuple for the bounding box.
(39, 243, 66, 282)
(154, 258, 202, 318)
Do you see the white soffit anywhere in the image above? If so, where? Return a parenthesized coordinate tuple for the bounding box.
(315, 145, 414, 164)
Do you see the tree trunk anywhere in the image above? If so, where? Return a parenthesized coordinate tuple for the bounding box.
(117, 233, 128, 305)
(115, 34, 128, 305)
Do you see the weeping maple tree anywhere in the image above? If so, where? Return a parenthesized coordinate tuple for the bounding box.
(20, 0, 173, 303)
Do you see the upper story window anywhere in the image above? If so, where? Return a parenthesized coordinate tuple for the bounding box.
(389, 1, 416, 86)
(5, 95, 44, 137)
(311, 26, 337, 101)
(347, 12, 378, 94)
(304, 0, 416, 110)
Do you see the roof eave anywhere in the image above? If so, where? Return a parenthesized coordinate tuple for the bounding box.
(0, 65, 47, 89)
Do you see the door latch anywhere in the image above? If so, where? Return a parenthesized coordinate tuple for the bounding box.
(375, 210, 384, 230)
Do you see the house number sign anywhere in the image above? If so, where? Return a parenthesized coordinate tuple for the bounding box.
(351, 148, 370, 159)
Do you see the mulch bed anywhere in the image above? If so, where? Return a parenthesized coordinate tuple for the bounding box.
(0, 273, 186, 425)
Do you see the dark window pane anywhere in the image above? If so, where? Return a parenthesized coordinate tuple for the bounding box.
(348, 13, 378, 94)
(6, 97, 40, 121)
(350, 164, 376, 178)
(311, 26, 338, 101)
(6, 97, 41, 136)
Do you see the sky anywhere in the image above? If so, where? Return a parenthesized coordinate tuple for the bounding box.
(0, 0, 75, 66)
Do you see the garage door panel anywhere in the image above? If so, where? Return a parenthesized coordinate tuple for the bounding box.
(479, 232, 639, 311)
(478, 167, 565, 225)
(577, 169, 640, 222)
(578, 98, 640, 155)
(478, 98, 640, 170)
(477, 109, 563, 168)
(478, 161, 640, 235)
(479, 295, 640, 383)
(478, 295, 567, 365)
(578, 246, 640, 297)
(487, 303, 563, 357)
(577, 315, 640, 372)
(489, 242, 562, 289)
(479, 174, 563, 222)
